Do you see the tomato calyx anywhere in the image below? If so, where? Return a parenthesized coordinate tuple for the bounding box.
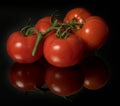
(21, 26, 36, 36)
(71, 18, 84, 30)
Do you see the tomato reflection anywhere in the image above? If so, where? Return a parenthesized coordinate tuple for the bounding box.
(8, 61, 46, 92)
(45, 65, 84, 96)
(8, 55, 110, 95)
(81, 56, 109, 90)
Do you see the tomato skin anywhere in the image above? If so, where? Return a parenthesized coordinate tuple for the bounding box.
(35, 16, 52, 33)
(45, 65, 84, 96)
(77, 16, 109, 50)
(35, 16, 59, 39)
(43, 33, 84, 67)
(35, 16, 54, 39)
(64, 8, 91, 24)
(81, 56, 109, 90)
(6, 31, 44, 63)
(9, 62, 45, 91)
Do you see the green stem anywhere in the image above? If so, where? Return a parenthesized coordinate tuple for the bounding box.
(58, 22, 83, 28)
(32, 32, 43, 56)
(56, 25, 63, 38)
(21, 17, 84, 56)
(42, 26, 58, 36)
(61, 27, 71, 38)
(32, 27, 58, 56)
(21, 26, 34, 36)
(25, 27, 35, 36)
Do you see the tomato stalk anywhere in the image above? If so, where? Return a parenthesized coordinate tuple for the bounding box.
(55, 18, 83, 39)
(42, 26, 58, 36)
(21, 18, 83, 56)
(32, 32, 43, 56)
(34, 18, 83, 55)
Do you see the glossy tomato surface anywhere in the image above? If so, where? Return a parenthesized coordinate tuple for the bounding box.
(35, 16, 54, 37)
(64, 8, 91, 24)
(6, 31, 44, 63)
(77, 16, 109, 50)
(35, 16, 61, 39)
(43, 33, 84, 67)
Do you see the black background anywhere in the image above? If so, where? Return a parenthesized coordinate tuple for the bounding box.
(0, 0, 119, 105)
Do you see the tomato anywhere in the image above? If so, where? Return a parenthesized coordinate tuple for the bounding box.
(35, 16, 60, 39)
(43, 33, 84, 67)
(35, 16, 53, 36)
(76, 16, 109, 50)
(35, 16, 53, 39)
(45, 65, 84, 96)
(8, 62, 46, 92)
(64, 8, 91, 24)
(81, 56, 109, 90)
(6, 31, 44, 63)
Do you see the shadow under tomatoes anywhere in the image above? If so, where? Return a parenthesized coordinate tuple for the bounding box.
(8, 61, 46, 92)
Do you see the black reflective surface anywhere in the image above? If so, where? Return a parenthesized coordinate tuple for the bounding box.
(0, 0, 118, 105)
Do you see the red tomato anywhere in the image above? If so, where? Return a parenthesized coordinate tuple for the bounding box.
(35, 16, 54, 39)
(64, 8, 91, 24)
(43, 33, 84, 67)
(76, 16, 109, 50)
(6, 31, 44, 63)
(35, 16, 60, 39)
(81, 56, 109, 90)
(45, 65, 84, 96)
(9, 62, 45, 92)
(35, 17, 52, 33)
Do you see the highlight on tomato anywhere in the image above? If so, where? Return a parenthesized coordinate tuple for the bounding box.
(8, 62, 46, 92)
(45, 65, 84, 96)
(64, 7, 92, 24)
(81, 56, 109, 90)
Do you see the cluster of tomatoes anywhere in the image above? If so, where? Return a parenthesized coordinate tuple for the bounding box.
(7, 7, 109, 97)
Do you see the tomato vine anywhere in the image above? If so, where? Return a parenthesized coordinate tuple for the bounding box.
(20, 17, 83, 56)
